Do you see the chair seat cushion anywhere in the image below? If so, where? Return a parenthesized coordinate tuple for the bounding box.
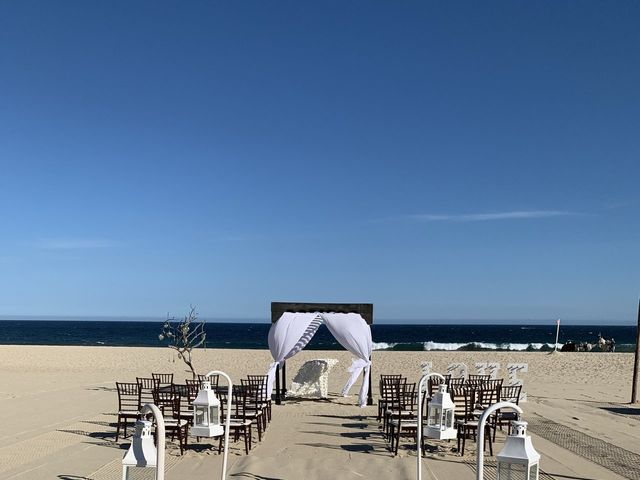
(228, 419, 253, 427)
(164, 419, 188, 427)
(390, 420, 418, 428)
(500, 411, 518, 418)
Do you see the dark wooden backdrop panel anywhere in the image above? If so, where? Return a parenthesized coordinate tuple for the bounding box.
(271, 302, 373, 325)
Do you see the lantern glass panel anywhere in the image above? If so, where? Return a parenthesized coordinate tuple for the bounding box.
(529, 464, 539, 480)
(445, 409, 453, 429)
(195, 406, 207, 426)
(497, 462, 527, 480)
(209, 405, 219, 424)
(428, 406, 441, 428)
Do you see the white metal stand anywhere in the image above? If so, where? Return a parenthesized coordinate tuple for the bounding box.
(205, 370, 233, 480)
(128, 404, 165, 480)
(416, 372, 446, 480)
(476, 401, 523, 480)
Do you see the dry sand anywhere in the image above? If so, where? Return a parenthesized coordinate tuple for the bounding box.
(0, 345, 637, 480)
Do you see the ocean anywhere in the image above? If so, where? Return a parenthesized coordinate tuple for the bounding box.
(0, 320, 635, 352)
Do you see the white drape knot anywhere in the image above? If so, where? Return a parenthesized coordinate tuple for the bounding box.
(347, 358, 371, 373)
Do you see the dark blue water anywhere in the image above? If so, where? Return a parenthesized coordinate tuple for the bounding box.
(0, 320, 635, 352)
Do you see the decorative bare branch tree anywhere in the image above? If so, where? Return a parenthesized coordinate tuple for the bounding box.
(159, 306, 206, 379)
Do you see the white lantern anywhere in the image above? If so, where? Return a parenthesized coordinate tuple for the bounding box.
(122, 420, 157, 480)
(191, 380, 223, 437)
(496, 420, 540, 480)
(424, 383, 457, 440)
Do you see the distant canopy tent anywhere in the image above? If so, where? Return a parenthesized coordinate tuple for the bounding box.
(267, 303, 373, 407)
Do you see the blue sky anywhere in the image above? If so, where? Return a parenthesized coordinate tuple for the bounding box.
(0, 1, 638, 323)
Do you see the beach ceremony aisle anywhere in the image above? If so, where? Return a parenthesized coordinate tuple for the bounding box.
(0, 345, 638, 479)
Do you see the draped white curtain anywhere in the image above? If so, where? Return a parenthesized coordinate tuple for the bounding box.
(266, 312, 373, 407)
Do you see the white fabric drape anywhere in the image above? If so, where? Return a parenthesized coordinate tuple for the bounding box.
(323, 313, 373, 407)
(266, 311, 373, 407)
(266, 312, 323, 398)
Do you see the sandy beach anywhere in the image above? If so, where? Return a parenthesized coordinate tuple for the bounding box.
(0, 345, 638, 480)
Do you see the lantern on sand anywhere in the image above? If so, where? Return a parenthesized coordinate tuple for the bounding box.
(496, 420, 540, 480)
(191, 380, 223, 437)
(122, 420, 157, 479)
(424, 383, 457, 440)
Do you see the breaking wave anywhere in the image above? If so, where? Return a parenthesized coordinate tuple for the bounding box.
(372, 342, 398, 350)
(372, 341, 561, 351)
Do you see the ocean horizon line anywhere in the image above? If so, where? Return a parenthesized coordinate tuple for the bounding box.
(0, 315, 635, 326)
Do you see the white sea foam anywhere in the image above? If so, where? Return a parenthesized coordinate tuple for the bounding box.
(372, 342, 397, 350)
(422, 341, 557, 351)
(372, 340, 558, 351)
(422, 341, 469, 351)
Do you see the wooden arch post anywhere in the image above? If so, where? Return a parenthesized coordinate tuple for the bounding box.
(271, 302, 374, 406)
(632, 298, 640, 403)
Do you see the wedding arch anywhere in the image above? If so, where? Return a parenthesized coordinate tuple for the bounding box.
(266, 302, 374, 407)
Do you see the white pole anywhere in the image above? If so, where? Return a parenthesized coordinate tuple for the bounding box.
(140, 403, 165, 480)
(554, 319, 561, 352)
(206, 370, 233, 480)
(417, 372, 446, 480)
(476, 401, 523, 480)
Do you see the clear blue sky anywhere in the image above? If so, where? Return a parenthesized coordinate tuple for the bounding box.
(0, 1, 638, 323)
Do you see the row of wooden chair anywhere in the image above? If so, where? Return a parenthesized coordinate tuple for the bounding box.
(115, 373, 270, 455)
(377, 374, 523, 456)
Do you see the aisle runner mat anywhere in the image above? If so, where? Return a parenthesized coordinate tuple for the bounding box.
(528, 414, 640, 480)
(464, 458, 556, 480)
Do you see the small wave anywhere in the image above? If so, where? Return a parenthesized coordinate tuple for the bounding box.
(372, 342, 398, 350)
(422, 341, 558, 351)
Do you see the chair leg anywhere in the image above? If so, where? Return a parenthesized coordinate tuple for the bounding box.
(393, 425, 400, 456)
(486, 426, 493, 456)
(257, 417, 262, 442)
(384, 413, 391, 439)
(115, 415, 121, 441)
(461, 427, 466, 456)
(218, 434, 223, 454)
(244, 427, 249, 454)
(389, 424, 394, 452)
(177, 428, 183, 455)
(183, 426, 189, 451)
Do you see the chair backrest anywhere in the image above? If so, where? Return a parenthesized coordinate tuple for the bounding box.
(451, 386, 475, 420)
(244, 376, 269, 402)
(475, 385, 499, 408)
(186, 378, 204, 390)
(180, 382, 199, 403)
(137, 377, 160, 408)
(231, 385, 249, 419)
(467, 374, 491, 386)
(380, 376, 405, 400)
(427, 374, 452, 396)
(484, 378, 504, 392)
(116, 382, 140, 412)
(449, 377, 466, 388)
(499, 385, 522, 404)
(397, 382, 417, 413)
(152, 373, 174, 386)
(172, 383, 194, 415)
(246, 374, 268, 397)
(240, 381, 264, 411)
(247, 374, 268, 384)
(152, 388, 173, 412)
(198, 374, 220, 388)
